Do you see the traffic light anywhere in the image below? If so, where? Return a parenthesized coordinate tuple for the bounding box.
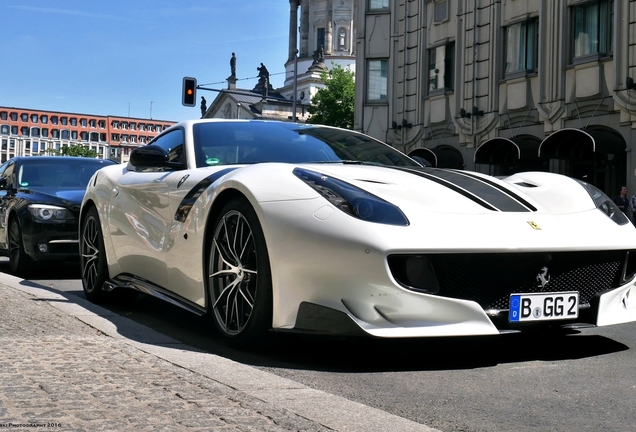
(182, 77, 197, 107)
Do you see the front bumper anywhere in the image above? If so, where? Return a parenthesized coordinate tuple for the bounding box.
(291, 282, 636, 338)
(21, 220, 80, 262)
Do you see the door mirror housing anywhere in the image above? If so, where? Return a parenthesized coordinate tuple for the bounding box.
(129, 145, 185, 170)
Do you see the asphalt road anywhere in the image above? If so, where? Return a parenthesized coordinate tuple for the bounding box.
(13, 260, 636, 432)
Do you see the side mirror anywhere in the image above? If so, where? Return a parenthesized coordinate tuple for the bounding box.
(129, 144, 185, 170)
(0, 177, 7, 190)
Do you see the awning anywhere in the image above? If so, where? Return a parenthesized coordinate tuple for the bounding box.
(409, 145, 464, 169)
(538, 128, 625, 159)
(474, 135, 541, 165)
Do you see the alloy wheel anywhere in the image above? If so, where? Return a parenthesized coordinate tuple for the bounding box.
(81, 214, 101, 292)
(210, 209, 259, 336)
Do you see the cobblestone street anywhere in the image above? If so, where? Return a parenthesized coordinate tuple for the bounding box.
(0, 286, 330, 431)
(0, 278, 436, 432)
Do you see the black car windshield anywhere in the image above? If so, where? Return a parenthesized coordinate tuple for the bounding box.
(18, 158, 114, 189)
(192, 121, 420, 168)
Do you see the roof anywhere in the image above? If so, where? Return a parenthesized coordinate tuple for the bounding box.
(219, 88, 290, 105)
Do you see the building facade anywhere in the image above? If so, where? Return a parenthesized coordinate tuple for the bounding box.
(0, 107, 175, 163)
(355, 0, 634, 197)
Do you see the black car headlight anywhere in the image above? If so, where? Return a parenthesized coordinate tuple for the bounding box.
(577, 181, 630, 225)
(293, 168, 409, 226)
(28, 204, 75, 222)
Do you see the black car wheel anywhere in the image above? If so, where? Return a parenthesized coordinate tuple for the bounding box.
(208, 198, 272, 347)
(8, 217, 33, 277)
(80, 206, 111, 303)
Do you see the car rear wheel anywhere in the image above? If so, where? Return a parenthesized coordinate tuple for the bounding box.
(208, 198, 272, 347)
(80, 207, 112, 303)
(9, 218, 33, 277)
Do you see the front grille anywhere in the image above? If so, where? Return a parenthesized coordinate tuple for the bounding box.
(410, 251, 627, 310)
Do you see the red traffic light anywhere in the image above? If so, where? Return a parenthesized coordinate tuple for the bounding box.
(182, 77, 197, 107)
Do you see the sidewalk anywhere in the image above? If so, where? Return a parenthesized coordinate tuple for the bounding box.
(0, 272, 439, 432)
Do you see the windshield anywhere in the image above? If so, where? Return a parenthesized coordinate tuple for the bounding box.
(192, 121, 419, 168)
(18, 158, 113, 189)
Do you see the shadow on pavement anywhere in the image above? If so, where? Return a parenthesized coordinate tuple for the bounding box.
(6, 263, 630, 374)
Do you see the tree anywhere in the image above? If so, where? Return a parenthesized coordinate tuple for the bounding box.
(47, 144, 98, 158)
(306, 64, 355, 129)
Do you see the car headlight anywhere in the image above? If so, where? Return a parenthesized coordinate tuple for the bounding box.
(293, 168, 409, 226)
(28, 204, 74, 222)
(577, 180, 630, 225)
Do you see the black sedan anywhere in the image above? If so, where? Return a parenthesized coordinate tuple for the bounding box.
(0, 156, 115, 276)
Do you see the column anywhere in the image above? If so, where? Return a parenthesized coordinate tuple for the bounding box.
(325, 0, 333, 54)
(300, 0, 310, 57)
(289, 0, 299, 61)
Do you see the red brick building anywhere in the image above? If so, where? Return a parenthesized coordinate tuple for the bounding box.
(0, 107, 175, 163)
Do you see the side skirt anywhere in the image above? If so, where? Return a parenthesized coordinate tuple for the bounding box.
(105, 274, 207, 316)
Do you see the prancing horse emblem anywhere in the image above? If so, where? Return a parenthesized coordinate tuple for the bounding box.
(536, 266, 550, 289)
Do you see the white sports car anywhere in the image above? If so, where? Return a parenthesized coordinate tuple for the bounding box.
(79, 119, 636, 346)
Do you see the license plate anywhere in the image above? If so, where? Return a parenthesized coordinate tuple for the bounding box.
(509, 292, 579, 322)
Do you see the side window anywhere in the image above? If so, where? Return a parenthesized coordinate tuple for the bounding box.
(0, 161, 8, 194)
(151, 129, 186, 167)
(0, 161, 9, 180)
(1, 161, 15, 189)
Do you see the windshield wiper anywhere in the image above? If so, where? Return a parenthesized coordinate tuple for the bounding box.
(340, 160, 385, 166)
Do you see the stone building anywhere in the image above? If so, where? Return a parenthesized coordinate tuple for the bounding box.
(278, 0, 357, 107)
(205, 0, 357, 122)
(354, 0, 633, 197)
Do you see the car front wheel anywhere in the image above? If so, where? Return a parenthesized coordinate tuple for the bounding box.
(9, 217, 33, 277)
(80, 206, 111, 303)
(208, 198, 272, 347)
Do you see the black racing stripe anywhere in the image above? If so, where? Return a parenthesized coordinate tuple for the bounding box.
(448, 169, 537, 211)
(396, 168, 498, 211)
(394, 167, 532, 212)
(174, 168, 237, 222)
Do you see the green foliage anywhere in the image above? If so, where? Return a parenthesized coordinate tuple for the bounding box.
(46, 144, 98, 158)
(306, 64, 355, 129)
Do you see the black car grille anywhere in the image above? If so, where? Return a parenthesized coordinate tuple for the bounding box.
(392, 251, 629, 311)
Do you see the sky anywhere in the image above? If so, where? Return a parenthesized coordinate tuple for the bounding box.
(0, 1, 291, 122)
